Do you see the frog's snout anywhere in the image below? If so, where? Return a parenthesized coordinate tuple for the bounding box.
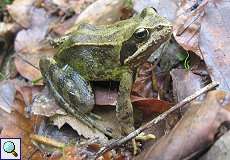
(168, 24, 173, 32)
(162, 20, 173, 35)
(159, 23, 173, 41)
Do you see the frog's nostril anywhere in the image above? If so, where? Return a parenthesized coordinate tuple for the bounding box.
(156, 25, 163, 31)
(150, 7, 158, 13)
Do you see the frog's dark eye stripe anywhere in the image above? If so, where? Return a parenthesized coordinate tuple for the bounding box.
(134, 28, 149, 40)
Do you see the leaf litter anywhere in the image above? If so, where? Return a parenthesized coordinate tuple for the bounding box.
(0, 0, 230, 159)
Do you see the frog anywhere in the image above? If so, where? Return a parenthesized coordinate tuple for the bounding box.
(39, 7, 172, 137)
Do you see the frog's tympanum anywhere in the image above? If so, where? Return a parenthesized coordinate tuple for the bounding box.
(39, 8, 172, 137)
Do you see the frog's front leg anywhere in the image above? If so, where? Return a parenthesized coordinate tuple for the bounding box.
(116, 70, 135, 135)
(116, 70, 140, 153)
(116, 70, 155, 154)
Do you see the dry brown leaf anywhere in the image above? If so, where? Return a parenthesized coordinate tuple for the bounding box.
(0, 80, 45, 159)
(199, 0, 230, 91)
(0, 23, 20, 67)
(0, 80, 16, 113)
(173, 0, 208, 58)
(52, 15, 78, 36)
(132, 63, 157, 98)
(170, 69, 204, 102)
(31, 86, 122, 139)
(199, 130, 230, 160)
(0, 111, 44, 159)
(16, 85, 43, 108)
(55, 145, 83, 160)
(51, 115, 108, 141)
(31, 94, 65, 117)
(49, 143, 115, 160)
(74, 0, 130, 26)
(133, 0, 178, 22)
(7, 0, 35, 28)
(14, 57, 42, 81)
(144, 90, 230, 160)
(14, 8, 51, 53)
(51, 0, 95, 14)
(131, 95, 170, 114)
(13, 7, 56, 82)
(94, 85, 117, 106)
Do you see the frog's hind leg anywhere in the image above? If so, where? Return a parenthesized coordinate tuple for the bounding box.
(39, 57, 112, 137)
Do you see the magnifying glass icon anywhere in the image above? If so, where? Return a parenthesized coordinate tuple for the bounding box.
(3, 141, 18, 157)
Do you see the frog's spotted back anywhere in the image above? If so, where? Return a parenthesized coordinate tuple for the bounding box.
(52, 7, 172, 81)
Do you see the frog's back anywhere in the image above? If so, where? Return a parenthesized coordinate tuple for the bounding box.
(69, 18, 138, 44)
(55, 44, 129, 81)
(54, 19, 139, 81)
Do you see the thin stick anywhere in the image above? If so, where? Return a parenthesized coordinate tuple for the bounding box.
(30, 134, 65, 148)
(95, 81, 219, 158)
(15, 54, 40, 71)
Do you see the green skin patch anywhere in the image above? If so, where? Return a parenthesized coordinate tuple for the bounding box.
(40, 7, 172, 136)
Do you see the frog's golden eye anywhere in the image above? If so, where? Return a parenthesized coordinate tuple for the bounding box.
(134, 28, 149, 40)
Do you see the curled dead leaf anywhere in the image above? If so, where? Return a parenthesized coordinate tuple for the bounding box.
(131, 95, 171, 114)
(7, 0, 35, 28)
(173, 0, 208, 58)
(13, 7, 56, 82)
(133, 0, 178, 22)
(0, 80, 16, 113)
(199, 0, 230, 91)
(74, 0, 130, 26)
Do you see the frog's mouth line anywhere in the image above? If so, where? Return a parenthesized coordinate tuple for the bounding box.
(123, 39, 163, 66)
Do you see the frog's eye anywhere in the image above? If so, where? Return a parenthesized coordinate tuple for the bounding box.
(134, 28, 149, 40)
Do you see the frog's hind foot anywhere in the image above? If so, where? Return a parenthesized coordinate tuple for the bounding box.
(44, 72, 112, 137)
(39, 57, 112, 137)
(135, 132, 156, 141)
(131, 132, 156, 155)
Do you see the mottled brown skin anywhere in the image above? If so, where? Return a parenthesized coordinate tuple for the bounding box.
(39, 8, 172, 136)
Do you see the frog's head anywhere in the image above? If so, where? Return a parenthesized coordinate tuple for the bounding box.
(122, 7, 172, 67)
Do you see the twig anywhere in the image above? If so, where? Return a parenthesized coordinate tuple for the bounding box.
(95, 81, 219, 158)
(14, 54, 40, 71)
(30, 134, 65, 148)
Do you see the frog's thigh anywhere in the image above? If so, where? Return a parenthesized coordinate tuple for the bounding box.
(39, 57, 94, 114)
(116, 71, 135, 135)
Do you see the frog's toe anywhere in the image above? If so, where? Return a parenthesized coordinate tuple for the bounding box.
(135, 132, 156, 141)
(131, 133, 156, 155)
